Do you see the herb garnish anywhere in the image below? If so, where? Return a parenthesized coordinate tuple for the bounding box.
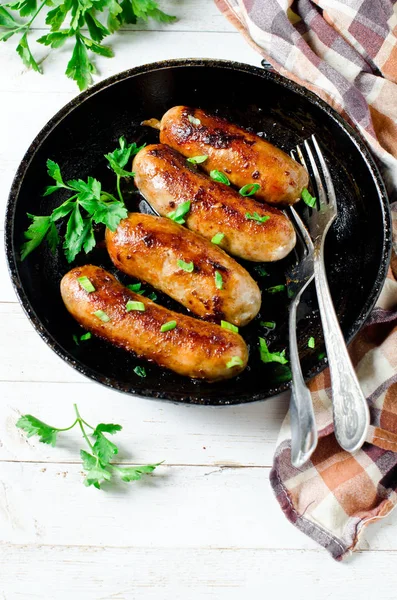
(215, 271, 223, 290)
(160, 321, 177, 332)
(260, 321, 276, 330)
(266, 285, 285, 294)
(211, 232, 225, 245)
(221, 320, 238, 333)
(187, 155, 208, 164)
(188, 115, 201, 126)
(0, 1, 176, 90)
(16, 404, 161, 489)
(21, 137, 142, 263)
(302, 188, 317, 208)
(168, 200, 191, 225)
(133, 366, 146, 378)
(226, 356, 244, 369)
(308, 336, 315, 349)
(126, 300, 145, 312)
(93, 309, 110, 322)
(259, 338, 288, 365)
(239, 183, 261, 197)
(177, 259, 194, 273)
(245, 212, 270, 224)
(210, 170, 230, 186)
(254, 265, 268, 277)
(78, 276, 96, 293)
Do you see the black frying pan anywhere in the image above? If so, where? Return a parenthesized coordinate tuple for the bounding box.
(5, 59, 392, 405)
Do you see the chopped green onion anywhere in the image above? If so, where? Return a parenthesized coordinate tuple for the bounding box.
(266, 285, 285, 294)
(134, 366, 146, 377)
(168, 200, 191, 225)
(308, 336, 315, 349)
(73, 334, 79, 345)
(127, 283, 142, 293)
(126, 300, 145, 312)
(211, 232, 225, 245)
(77, 276, 95, 293)
(177, 259, 194, 273)
(259, 338, 288, 365)
(261, 321, 276, 330)
(188, 114, 201, 126)
(245, 212, 270, 224)
(148, 292, 157, 301)
(80, 332, 92, 341)
(239, 183, 261, 197)
(226, 356, 244, 369)
(210, 170, 230, 186)
(221, 320, 238, 333)
(187, 155, 208, 164)
(160, 320, 177, 333)
(302, 188, 317, 208)
(215, 271, 223, 290)
(93, 310, 110, 322)
(254, 265, 268, 277)
(318, 351, 326, 360)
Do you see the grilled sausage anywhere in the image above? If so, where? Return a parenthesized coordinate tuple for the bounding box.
(158, 106, 308, 206)
(133, 144, 296, 262)
(61, 265, 248, 381)
(106, 212, 261, 327)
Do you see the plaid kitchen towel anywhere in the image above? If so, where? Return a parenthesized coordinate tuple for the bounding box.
(215, 0, 397, 560)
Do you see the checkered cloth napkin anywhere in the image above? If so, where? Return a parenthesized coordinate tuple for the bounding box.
(215, 0, 397, 560)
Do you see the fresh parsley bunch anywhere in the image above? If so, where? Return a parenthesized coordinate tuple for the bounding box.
(17, 403, 162, 489)
(0, 0, 176, 90)
(21, 136, 143, 262)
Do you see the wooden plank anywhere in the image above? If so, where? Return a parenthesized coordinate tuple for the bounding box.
(1, 545, 397, 600)
(1, 382, 288, 466)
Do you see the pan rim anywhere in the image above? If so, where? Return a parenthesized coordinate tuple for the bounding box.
(4, 58, 392, 405)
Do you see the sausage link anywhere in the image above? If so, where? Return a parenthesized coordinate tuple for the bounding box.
(159, 106, 308, 205)
(133, 144, 296, 262)
(106, 213, 261, 327)
(61, 265, 248, 381)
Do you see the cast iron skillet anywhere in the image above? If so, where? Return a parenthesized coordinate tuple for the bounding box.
(5, 59, 392, 405)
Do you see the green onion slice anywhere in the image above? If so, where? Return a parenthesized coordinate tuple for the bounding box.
(187, 155, 208, 164)
(78, 276, 95, 293)
(308, 336, 315, 349)
(254, 266, 268, 277)
(80, 332, 92, 341)
(210, 170, 230, 186)
(259, 337, 288, 365)
(177, 259, 194, 273)
(302, 188, 316, 208)
(215, 271, 223, 290)
(260, 321, 276, 330)
(160, 320, 177, 333)
(134, 366, 146, 377)
(127, 283, 142, 292)
(239, 183, 261, 197)
(93, 310, 110, 322)
(126, 300, 145, 312)
(211, 232, 225, 245)
(188, 114, 201, 126)
(245, 212, 270, 223)
(226, 356, 244, 369)
(221, 320, 238, 333)
(266, 285, 285, 294)
(168, 200, 191, 225)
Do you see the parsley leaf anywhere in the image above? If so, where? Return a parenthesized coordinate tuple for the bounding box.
(20, 215, 52, 260)
(16, 32, 42, 72)
(16, 404, 162, 490)
(16, 414, 58, 446)
(66, 35, 95, 91)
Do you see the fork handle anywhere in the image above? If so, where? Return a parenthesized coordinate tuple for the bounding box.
(314, 253, 370, 453)
(289, 291, 318, 467)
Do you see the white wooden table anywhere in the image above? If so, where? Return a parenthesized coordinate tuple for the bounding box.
(1, 1, 397, 597)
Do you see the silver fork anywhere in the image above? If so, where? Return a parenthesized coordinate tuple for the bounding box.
(295, 135, 370, 453)
(286, 205, 318, 467)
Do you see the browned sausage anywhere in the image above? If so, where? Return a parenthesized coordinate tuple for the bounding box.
(61, 265, 248, 381)
(159, 106, 308, 205)
(106, 213, 261, 327)
(133, 144, 296, 262)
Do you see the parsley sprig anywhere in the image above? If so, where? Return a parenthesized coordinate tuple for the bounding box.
(16, 403, 162, 489)
(0, 0, 176, 90)
(21, 136, 142, 262)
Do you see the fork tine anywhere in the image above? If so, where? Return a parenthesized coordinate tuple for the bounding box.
(311, 135, 337, 208)
(303, 139, 328, 208)
(289, 206, 314, 252)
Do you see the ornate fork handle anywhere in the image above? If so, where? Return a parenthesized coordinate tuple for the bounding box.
(313, 245, 369, 452)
